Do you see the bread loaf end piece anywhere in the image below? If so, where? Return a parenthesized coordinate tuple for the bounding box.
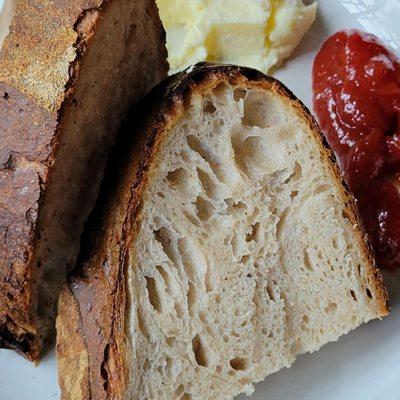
(0, 0, 167, 361)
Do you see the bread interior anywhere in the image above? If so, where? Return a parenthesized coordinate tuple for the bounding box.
(127, 82, 382, 399)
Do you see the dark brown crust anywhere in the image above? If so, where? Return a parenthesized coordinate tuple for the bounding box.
(0, 0, 168, 361)
(0, 0, 109, 361)
(57, 63, 389, 399)
(0, 82, 56, 357)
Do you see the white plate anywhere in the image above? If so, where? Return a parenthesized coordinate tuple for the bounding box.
(1, 1, 400, 399)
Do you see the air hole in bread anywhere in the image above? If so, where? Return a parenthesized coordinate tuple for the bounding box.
(196, 168, 218, 199)
(313, 183, 331, 196)
(230, 135, 264, 178)
(324, 302, 337, 314)
(155, 265, 170, 291)
(136, 307, 149, 339)
(203, 100, 217, 114)
(175, 384, 184, 396)
(303, 249, 314, 271)
(186, 135, 224, 181)
(195, 196, 214, 221)
(180, 149, 191, 163)
(266, 285, 275, 301)
(366, 288, 373, 299)
(233, 88, 247, 102)
(145, 276, 162, 312)
(225, 198, 247, 214)
(166, 357, 173, 369)
(231, 136, 247, 177)
(350, 289, 357, 301)
(183, 209, 201, 228)
(205, 266, 213, 293)
(290, 190, 299, 198)
(166, 336, 176, 347)
(291, 161, 303, 181)
(213, 118, 225, 131)
(212, 82, 227, 97)
(261, 328, 268, 335)
(154, 227, 177, 264)
(178, 237, 207, 284)
(240, 255, 250, 264)
(187, 282, 196, 314)
(229, 357, 249, 371)
(230, 232, 240, 258)
(166, 167, 187, 186)
(174, 302, 184, 318)
(192, 334, 209, 367)
(246, 222, 259, 242)
(242, 90, 282, 128)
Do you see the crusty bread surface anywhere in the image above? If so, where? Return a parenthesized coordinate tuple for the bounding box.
(0, 0, 168, 361)
(57, 64, 388, 399)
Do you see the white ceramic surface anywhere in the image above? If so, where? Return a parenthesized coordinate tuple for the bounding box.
(1, 1, 400, 399)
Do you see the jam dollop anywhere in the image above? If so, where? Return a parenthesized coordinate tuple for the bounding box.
(312, 30, 400, 269)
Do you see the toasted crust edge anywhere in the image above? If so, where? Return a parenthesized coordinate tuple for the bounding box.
(56, 63, 388, 399)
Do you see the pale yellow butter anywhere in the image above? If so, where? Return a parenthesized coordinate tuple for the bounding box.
(156, 0, 317, 73)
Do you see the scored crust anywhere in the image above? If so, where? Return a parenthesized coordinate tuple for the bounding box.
(0, 0, 167, 360)
(56, 63, 388, 399)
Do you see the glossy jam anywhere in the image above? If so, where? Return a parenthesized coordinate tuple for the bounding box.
(312, 30, 400, 269)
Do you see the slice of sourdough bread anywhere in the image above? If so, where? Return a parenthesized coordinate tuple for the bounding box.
(57, 64, 388, 399)
(0, 0, 167, 361)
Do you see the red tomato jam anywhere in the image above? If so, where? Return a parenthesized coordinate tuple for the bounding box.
(312, 30, 400, 269)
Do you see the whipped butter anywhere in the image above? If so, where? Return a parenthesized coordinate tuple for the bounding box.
(157, 0, 317, 73)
